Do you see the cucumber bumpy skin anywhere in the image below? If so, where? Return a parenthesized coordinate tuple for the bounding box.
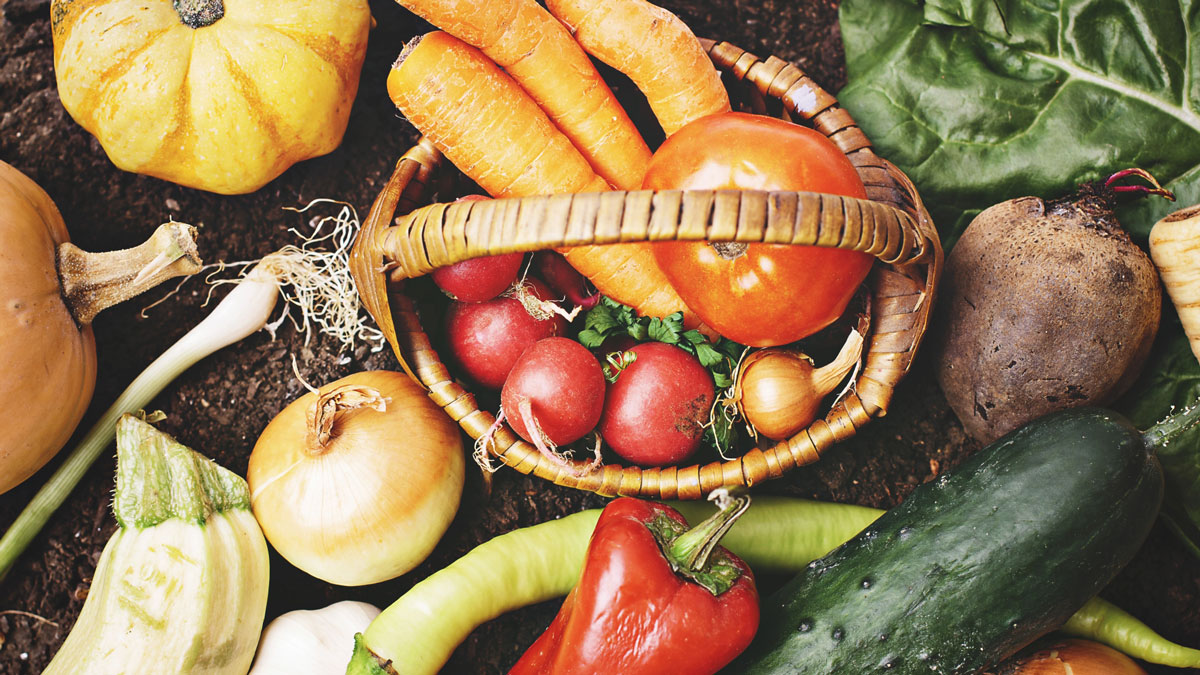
(44, 414, 270, 675)
(731, 406, 1167, 675)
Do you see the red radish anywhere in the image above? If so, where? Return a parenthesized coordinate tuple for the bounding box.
(501, 337, 606, 450)
(430, 196, 524, 302)
(532, 250, 599, 309)
(431, 253, 524, 302)
(599, 342, 714, 466)
(445, 278, 567, 390)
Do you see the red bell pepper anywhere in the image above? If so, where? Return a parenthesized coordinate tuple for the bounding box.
(510, 489, 759, 675)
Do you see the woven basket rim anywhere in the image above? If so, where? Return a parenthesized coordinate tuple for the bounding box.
(349, 39, 944, 500)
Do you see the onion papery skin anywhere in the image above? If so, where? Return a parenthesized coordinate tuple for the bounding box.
(248, 371, 464, 586)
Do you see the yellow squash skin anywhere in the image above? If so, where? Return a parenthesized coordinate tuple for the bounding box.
(0, 161, 97, 495)
(50, 0, 372, 194)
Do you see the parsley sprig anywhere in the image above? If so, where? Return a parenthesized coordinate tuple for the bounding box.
(577, 297, 746, 455)
(578, 297, 744, 387)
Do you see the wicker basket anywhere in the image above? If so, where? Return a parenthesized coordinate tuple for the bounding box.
(349, 39, 943, 499)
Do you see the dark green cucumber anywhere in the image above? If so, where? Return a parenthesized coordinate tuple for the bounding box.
(731, 406, 1181, 674)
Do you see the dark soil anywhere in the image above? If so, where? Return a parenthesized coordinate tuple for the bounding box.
(1, 0, 1197, 673)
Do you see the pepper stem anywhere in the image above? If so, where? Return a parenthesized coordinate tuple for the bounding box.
(58, 222, 202, 326)
(664, 487, 751, 594)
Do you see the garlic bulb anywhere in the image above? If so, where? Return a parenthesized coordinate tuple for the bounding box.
(250, 601, 381, 675)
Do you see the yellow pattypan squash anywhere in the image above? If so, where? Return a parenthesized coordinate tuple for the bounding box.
(50, 0, 372, 194)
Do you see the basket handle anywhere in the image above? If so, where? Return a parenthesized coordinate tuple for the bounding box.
(374, 186, 931, 282)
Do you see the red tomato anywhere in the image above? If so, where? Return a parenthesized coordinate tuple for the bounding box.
(643, 112, 874, 347)
(599, 342, 714, 466)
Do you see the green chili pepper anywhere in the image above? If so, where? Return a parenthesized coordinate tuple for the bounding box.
(1065, 596, 1200, 668)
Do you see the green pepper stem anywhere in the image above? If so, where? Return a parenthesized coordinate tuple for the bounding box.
(668, 488, 751, 573)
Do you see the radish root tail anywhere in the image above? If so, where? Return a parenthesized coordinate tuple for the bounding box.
(515, 397, 596, 477)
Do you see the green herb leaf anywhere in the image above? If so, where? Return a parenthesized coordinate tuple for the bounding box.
(648, 316, 681, 344)
(576, 297, 747, 454)
(694, 341, 725, 369)
(839, 0, 1200, 247)
(704, 405, 738, 458)
(583, 302, 620, 335)
(577, 328, 606, 349)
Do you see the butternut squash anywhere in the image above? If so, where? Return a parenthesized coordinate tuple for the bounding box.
(0, 160, 201, 494)
(49, 0, 372, 194)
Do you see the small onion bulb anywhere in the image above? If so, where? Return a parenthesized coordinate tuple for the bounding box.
(248, 370, 464, 586)
(733, 330, 864, 440)
(998, 638, 1146, 674)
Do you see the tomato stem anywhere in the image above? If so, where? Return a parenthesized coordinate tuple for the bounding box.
(709, 242, 748, 260)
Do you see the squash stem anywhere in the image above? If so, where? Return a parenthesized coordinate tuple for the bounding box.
(173, 0, 224, 28)
(58, 222, 202, 326)
(114, 415, 251, 529)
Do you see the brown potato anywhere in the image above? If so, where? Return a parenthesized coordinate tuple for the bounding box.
(934, 186, 1161, 443)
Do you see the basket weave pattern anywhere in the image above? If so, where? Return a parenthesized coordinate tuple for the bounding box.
(350, 41, 943, 499)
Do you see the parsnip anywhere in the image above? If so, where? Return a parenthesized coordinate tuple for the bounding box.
(1149, 204, 1200, 365)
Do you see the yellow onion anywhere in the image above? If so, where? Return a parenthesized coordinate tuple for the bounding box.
(996, 638, 1146, 674)
(248, 370, 464, 586)
(733, 330, 864, 440)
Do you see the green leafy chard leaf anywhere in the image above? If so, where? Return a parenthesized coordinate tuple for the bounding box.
(838, 0, 1200, 246)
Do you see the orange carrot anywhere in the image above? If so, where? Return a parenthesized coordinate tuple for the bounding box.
(546, 0, 730, 136)
(387, 32, 700, 328)
(393, 0, 651, 190)
(387, 31, 608, 198)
